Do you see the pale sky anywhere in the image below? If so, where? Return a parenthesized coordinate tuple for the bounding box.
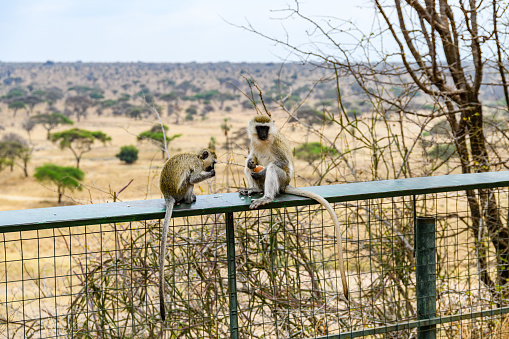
(0, 0, 371, 63)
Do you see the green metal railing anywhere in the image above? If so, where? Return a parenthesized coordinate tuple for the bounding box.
(1, 171, 509, 338)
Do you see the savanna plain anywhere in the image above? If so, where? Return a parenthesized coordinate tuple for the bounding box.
(1, 62, 508, 338)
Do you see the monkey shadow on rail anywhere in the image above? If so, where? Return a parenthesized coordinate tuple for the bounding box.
(1, 171, 509, 338)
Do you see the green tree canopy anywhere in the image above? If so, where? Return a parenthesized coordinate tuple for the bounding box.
(68, 85, 93, 95)
(34, 164, 84, 203)
(3, 87, 27, 100)
(118, 93, 130, 102)
(137, 124, 181, 159)
(101, 99, 117, 109)
(159, 92, 178, 103)
(32, 112, 74, 139)
(20, 95, 44, 115)
(51, 128, 111, 168)
(43, 87, 64, 105)
(8, 101, 26, 117)
(0, 140, 22, 172)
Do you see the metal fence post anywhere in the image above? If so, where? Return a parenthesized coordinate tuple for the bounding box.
(415, 216, 437, 339)
(225, 212, 239, 339)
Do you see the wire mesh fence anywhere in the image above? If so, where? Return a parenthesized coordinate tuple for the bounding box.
(1, 173, 509, 338)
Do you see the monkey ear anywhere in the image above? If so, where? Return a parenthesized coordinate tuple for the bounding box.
(201, 150, 209, 160)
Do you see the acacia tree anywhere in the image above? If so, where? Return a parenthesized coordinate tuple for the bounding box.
(21, 118, 37, 144)
(51, 128, 111, 168)
(34, 164, 84, 203)
(20, 95, 44, 115)
(65, 95, 95, 122)
(244, 1, 509, 297)
(42, 87, 64, 106)
(0, 133, 32, 177)
(8, 101, 26, 117)
(32, 112, 74, 139)
(159, 92, 180, 122)
(137, 124, 181, 159)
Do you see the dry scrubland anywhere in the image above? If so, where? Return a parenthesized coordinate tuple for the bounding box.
(0, 110, 251, 209)
(1, 61, 502, 213)
(0, 62, 349, 211)
(1, 64, 508, 337)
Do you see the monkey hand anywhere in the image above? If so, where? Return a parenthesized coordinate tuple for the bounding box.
(246, 159, 257, 170)
(251, 168, 266, 180)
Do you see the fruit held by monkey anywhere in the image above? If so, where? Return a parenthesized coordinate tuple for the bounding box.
(254, 165, 264, 173)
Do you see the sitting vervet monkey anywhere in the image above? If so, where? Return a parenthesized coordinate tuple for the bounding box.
(159, 149, 216, 321)
(239, 115, 348, 299)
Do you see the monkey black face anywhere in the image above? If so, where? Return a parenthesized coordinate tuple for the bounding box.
(199, 149, 216, 172)
(205, 160, 216, 172)
(256, 125, 270, 141)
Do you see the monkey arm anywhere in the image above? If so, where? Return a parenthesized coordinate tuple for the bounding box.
(239, 163, 263, 195)
(272, 157, 289, 172)
(189, 169, 215, 184)
(246, 155, 257, 170)
(239, 154, 264, 196)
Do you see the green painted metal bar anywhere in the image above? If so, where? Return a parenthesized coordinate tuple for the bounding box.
(225, 212, 239, 339)
(311, 305, 509, 339)
(1, 171, 509, 232)
(415, 217, 436, 339)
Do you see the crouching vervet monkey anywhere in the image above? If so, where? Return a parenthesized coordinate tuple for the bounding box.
(159, 149, 217, 321)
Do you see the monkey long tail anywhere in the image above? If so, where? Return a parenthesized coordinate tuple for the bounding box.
(284, 186, 349, 300)
(159, 196, 175, 322)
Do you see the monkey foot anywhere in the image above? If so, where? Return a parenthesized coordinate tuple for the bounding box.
(249, 197, 273, 209)
(238, 188, 262, 196)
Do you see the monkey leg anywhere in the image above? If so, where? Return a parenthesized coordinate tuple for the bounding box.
(183, 186, 196, 203)
(250, 164, 286, 209)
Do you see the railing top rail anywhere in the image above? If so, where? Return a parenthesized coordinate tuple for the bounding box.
(1, 171, 508, 233)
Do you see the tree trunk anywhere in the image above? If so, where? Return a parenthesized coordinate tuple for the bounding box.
(23, 161, 28, 178)
(451, 103, 509, 296)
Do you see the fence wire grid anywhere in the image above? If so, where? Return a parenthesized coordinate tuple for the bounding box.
(1, 177, 509, 338)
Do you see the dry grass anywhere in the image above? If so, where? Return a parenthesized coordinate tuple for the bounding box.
(0, 109, 244, 210)
(0, 101, 341, 211)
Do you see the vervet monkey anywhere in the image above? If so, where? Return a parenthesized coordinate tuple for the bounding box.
(238, 115, 348, 299)
(159, 149, 217, 321)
